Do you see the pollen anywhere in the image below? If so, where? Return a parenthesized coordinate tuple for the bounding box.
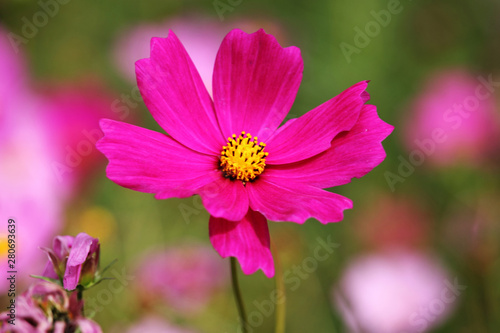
(220, 131, 268, 183)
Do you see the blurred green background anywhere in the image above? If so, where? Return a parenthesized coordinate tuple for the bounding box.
(1, 0, 499, 332)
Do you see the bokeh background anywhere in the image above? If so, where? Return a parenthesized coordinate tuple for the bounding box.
(1, 0, 499, 332)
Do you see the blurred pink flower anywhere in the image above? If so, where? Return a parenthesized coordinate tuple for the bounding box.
(403, 69, 500, 167)
(0, 281, 102, 333)
(42, 233, 100, 291)
(134, 244, 227, 314)
(39, 82, 122, 195)
(124, 316, 197, 333)
(333, 251, 457, 333)
(355, 195, 430, 250)
(113, 16, 286, 95)
(114, 17, 225, 94)
(0, 27, 62, 292)
(0, 26, 118, 293)
(98, 29, 392, 277)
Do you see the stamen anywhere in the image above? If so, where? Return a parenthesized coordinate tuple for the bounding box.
(220, 131, 268, 183)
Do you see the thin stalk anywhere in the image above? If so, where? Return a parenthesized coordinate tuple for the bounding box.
(273, 242, 286, 333)
(230, 257, 248, 333)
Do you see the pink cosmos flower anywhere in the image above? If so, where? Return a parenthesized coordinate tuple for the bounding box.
(42, 233, 100, 291)
(0, 281, 102, 333)
(333, 251, 455, 333)
(133, 244, 227, 314)
(403, 69, 500, 167)
(97, 29, 393, 277)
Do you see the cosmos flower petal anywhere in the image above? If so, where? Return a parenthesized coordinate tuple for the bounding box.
(213, 29, 303, 140)
(209, 209, 274, 278)
(53, 235, 74, 258)
(15, 293, 47, 321)
(54, 322, 66, 333)
(264, 104, 394, 187)
(76, 318, 103, 333)
(97, 119, 217, 198)
(42, 235, 74, 279)
(153, 172, 216, 200)
(135, 31, 224, 155)
(247, 177, 353, 224)
(63, 233, 98, 290)
(265, 81, 370, 164)
(41, 248, 60, 279)
(198, 173, 250, 221)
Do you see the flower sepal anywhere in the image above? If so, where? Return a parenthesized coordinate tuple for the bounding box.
(30, 274, 61, 285)
(79, 258, 118, 290)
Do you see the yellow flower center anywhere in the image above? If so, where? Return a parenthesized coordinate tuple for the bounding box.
(220, 131, 268, 183)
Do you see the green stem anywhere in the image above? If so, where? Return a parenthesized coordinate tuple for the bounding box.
(230, 257, 248, 333)
(273, 243, 286, 333)
(77, 287, 84, 315)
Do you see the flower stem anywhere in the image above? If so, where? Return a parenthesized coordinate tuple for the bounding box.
(273, 243, 286, 333)
(77, 288, 84, 315)
(230, 257, 248, 333)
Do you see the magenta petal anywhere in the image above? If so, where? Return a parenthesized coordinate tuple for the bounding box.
(97, 119, 217, 198)
(53, 235, 74, 258)
(54, 322, 66, 333)
(63, 233, 97, 290)
(135, 31, 224, 155)
(212, 29, 303, 140)
(76, 319, 103, 333)
(264, 104, 394, 188)
(15, 298, 47, 330)
(247, 178, 352, 224)
(198, 172, 249, 221)
(209, 210, 274, 278)
(41, 248, 60, 279)
(41, 235, 75, 279)
(265, 81, 370, 164)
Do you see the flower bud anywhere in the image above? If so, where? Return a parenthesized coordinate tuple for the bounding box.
(41, 232, 100, 291)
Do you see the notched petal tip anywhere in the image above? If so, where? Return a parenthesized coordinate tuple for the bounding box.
(238, 255, 275, 278)
(135, 26, 224, 155)
(209, 210, 275, 278)
(214, 27, 304, 141)
(265, 80, 371, 165)
(248, 179, 353, 224)
(149, 29, 179, 56)
(95, 118, 118, 152)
